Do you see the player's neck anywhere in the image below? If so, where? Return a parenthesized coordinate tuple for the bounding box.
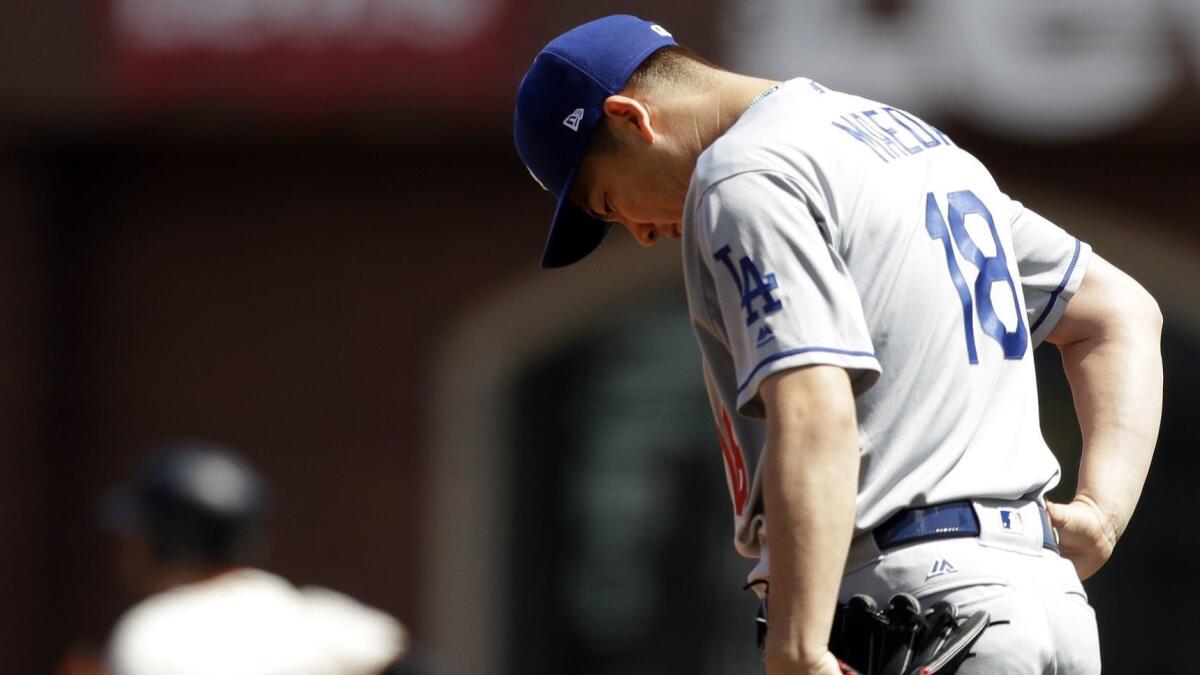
(676, 73, 781, 168)
(704, 74, 781, 146)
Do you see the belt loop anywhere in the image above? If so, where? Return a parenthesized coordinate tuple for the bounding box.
(1038, 506, 1060, 553)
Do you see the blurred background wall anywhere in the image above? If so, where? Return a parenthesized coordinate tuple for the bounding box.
(0, 1, 1195, 673)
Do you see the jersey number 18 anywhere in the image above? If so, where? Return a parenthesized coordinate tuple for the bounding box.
(925, 190, 1028, 364)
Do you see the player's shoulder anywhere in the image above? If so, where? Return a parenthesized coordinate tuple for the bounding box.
(691, 78, 862, 206)
(107, 570, 406, 675)
(694, 80, 804, 190)
(126, 568, 293, 619)
(107, 569, 302, 671)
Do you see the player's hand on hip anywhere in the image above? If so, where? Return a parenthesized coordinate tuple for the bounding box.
(1046, 495, 1118, 580)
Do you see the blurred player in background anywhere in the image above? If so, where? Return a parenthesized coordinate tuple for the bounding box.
(57, 440, 415, 675)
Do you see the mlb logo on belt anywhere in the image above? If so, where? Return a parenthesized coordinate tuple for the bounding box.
(999, 509, 1024, 534)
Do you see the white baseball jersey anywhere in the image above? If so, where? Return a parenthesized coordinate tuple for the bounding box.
(680, 79, 1091, 575)
(106, 568, 408, 675)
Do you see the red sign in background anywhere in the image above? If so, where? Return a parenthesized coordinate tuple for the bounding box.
(103, 0, 525, 115)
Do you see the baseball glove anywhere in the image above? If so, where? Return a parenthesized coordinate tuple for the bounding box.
(828, 593, 989, 675)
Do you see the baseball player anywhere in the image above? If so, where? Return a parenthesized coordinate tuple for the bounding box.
(61, 440, 412, 675)
(513, 15, 1163, 675)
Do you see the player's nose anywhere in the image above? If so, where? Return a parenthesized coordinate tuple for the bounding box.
(640, 225, 658, 246)
(626, 222, 657, 247)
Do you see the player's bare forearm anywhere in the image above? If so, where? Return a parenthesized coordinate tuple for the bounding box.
(760, 366, 859, 674)
(1045, 254, 1163, 579)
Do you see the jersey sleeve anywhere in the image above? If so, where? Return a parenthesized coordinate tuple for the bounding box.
(1009, 202, 1092, 346)
(695, 170, 881, 417)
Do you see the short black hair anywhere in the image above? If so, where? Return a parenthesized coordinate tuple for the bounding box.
(586, 45, 722, 154)
(624, 45, 723, 93)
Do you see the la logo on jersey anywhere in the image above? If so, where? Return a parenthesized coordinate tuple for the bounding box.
(1000, 509, 1024, 534)
(712, 245, 784, 327)
(926, 557, 958, 580)
(563, 108, 584, 132)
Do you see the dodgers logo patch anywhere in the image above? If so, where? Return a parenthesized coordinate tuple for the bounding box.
(712, 245, 784, 327)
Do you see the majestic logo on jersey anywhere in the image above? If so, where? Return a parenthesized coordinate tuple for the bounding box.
(650, 24, 671, 37)
(713, 245, 784, 326)
(756, 324, 776, 348)
(714, 407, 749, 517)
(563, 108, 584, 131)
(926, 557, 958, 580)
(999, 509, 1024, 534)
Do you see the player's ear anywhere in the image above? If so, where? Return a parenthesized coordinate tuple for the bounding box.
(603, 95, 656, 145)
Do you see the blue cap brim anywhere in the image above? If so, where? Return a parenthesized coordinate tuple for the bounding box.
(540, 162, 614, 268)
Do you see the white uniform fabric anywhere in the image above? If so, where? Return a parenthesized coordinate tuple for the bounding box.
(681, 79, 1098, 671)
(106, 568, 408, 675)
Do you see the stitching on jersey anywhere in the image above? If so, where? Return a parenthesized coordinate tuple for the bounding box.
(737, 346, 877, 395)
(1029, 238, 1082, 335)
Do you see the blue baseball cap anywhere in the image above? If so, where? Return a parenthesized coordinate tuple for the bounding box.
(514, 15, 677, 268)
